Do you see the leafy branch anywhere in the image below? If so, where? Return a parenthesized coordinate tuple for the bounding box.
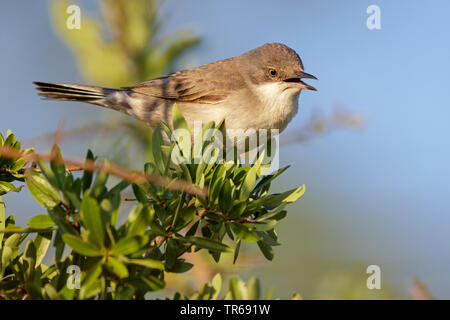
(0, 106, 305, 300)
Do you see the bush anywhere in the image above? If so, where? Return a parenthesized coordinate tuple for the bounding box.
(0, 105, 304, 300)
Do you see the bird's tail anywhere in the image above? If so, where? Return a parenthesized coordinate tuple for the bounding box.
(33, 81, 114, 108)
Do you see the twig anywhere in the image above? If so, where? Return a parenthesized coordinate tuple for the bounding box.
(280, 107, 363, 145)
(0, 145, 206, 197)
(409, 278, 435, 300)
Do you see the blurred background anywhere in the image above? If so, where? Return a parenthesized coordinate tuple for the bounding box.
(1, 0, 450, 299)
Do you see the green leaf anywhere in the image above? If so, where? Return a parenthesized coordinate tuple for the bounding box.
(44, 284, 61, 300)
(219, 179, 234, 213)
(125, 258, 164, 270)
(128, 204, 154, 236)
(185, 220, 199, 237)
(252, 165, 289, 195)
(171, 103, 191, 160)
(132, 183, 148, 203)
(262, 184, 306, 207)
(26, 214, 55, 230)
(48, 206, 77, 235)
(82, 149, 95, 192)
(0, 196, 4, 248)
(26, 169, 61, 208)
(36, 160, 59, 189)
(0, 181, 23, 195)
(172, 103, 189, 132)
(264, 287, 274, 300)
(140, 275, 165, 291)
(53, 230, 65, 262)
(151, 128, 165, 174)
(1, 246, 18, 277)
(228, 201, 247, 219)
(80, 262, 102, 300)
(90, 160, 109, 197)
(257, 240, 274, 261)
(283, 184, 306, 203)
(173, 205, 196, 232)
(247, 277, 260, 300)
(105, 256, 129, 278)
(291, 293, 302, 300)
(211, 273, 222, 300)
(229, 277, 247, 300)
(62, 234, 103, 257)
(21, 240, 36, 280)
(4, 233, 21, 248)
(111, 235, 148, 256)
(239, 150, 265, 201)
(230, 223, 261, 242)
(50, 145, 66, 188)
(233, 239, 241, 264)
(80, 194, 105, 247)
(166, 259, 193, 273)
(244, 219, 277, 232)
(34, 232, 52, 266)
(177, 236, 231, 253)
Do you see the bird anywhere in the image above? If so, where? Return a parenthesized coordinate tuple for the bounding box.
(33, 43, 317, 135)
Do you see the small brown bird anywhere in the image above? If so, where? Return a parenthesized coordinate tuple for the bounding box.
(34, 43, 317, 133)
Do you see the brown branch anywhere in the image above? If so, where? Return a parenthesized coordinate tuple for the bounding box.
(280, 107, 363, 145)
(0, 145, 206, 197)
(14, 166, 83, 175)
(409, 278, 435, 300)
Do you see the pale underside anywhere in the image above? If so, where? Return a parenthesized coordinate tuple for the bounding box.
(107, 81, 301, 133)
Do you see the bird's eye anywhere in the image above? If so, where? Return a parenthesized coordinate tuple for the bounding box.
(269, 69, 277, 76)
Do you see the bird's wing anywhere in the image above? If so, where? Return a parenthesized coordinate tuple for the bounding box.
(125, 61, 242, 104)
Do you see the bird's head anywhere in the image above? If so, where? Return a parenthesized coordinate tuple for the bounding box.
(239, 42, 317, 93)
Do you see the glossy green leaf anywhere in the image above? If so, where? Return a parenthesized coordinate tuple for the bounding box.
(0, 196, 4, 248)
(62, 234, 103, 257)
(173, 205, 196, 232)
(105, 256, 129, 278)
(128, 204, 154, 236)
(230, 222, 261, 242)
(257, 240, 274, 261)
(26, 214, 55, 230)
(111, 235, 148, 256)
(90, 160, 109, 198)
(211, 273, 222, 300)
(229, 277, 247, 300)
(82, 149, 95, 192)
(239, 150, 265, 201)
(151, 128, 165, 174)
(50, 145, 66, 188)
(80, 262, 102, 300)
(247, 277, 260, 300)
(233, 239, 241, 264)
(26, 169, 61, 209)
(80, 194, 105, 247)
(244, 219, 277, 232)
(34, 232, 52, 266)
(178, 236, 231, 253)
(21, 240, 36, 280)
(125, 258, 164, 270)
(0, 181, 23, 195)
(140, 275, 165, 291)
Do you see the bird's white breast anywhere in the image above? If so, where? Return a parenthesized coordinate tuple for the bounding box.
(254, 82, 300, 131)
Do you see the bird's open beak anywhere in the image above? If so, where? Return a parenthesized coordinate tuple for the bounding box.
(284, 71, 318, 91)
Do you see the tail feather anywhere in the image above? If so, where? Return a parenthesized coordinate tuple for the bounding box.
(33, 81, 112, 106)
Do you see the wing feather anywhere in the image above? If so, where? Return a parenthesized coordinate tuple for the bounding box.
(126, 59, 243, 104)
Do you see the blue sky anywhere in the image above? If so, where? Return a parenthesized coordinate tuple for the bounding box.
(1, 0, 450, 298)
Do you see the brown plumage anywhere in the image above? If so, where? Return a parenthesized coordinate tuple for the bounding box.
(34, 43, 317, 133)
